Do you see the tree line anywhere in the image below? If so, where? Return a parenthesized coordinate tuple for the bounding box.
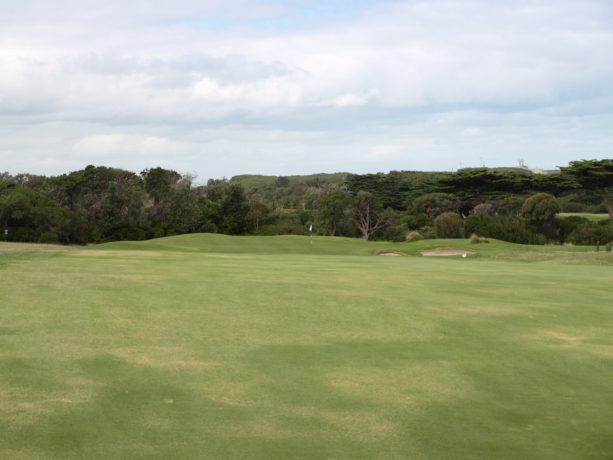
(1, 160, 612, 245)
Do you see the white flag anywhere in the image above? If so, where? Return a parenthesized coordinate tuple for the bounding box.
(309, 224, 313, 232)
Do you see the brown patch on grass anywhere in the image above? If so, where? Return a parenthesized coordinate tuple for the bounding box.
(420, 248, 475, 257)
(540, 330, 613, 359)
(589, 345, 613, 359)
(110, 347, 219, 369)
(457, 305, 518, 315)
(103, 274, 155, 281)
(543, 330, 582, 346)
(0, 378, 95, 425)
(206, 382, 253, 407)
(328, 363, 468, 408)
(275, 403, 397, 441)
(0, 450, 46, 460)
(239, 417, 296, 440)
(322, 411, 396, 440)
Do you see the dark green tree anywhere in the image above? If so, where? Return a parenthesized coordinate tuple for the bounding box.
(561, 160, 613, 218)
(521, 193, 560, 240)
(434, 212, 464, 238)
(0, 185, 70, 242)
(411, 193, 460, 218)
(316, 190, 352, 236)
(219, 183, 251, 235)
(141, 167, 182, 204)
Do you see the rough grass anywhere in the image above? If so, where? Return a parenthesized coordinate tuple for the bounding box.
(1, 236, 613, 459)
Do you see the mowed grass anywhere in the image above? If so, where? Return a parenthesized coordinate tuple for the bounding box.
(1, 235, 613, 459)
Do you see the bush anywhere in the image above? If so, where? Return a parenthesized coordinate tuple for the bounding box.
(254, 210, 315, 236)
(256, 223, 306, 236)
(558, 200, 585, 213)
(464, 214, 546, 244)
(38, 231, 59, 244)
(555, 216, 588, 243)
(12, 226, 37, 242)
(521, 193, 560, 223)
(469, 233, 489, 244)
(377, 225, 407, 242)
(496, 196, 524, 216)
(403, 213, 432, 230)
(418, 226, 437, 239)
(566, 220, 613, 245)
(472, 203, 496, 216)
(434, 212, 464, 238)
(411, 193, 460, 218)
(405, 230, 423, 242)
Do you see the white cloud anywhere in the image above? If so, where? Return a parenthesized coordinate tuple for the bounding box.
(191, 75, 305, 111)
(0, 0, 612, 178)
(72, 134, 186, 161)
(73, 134, 125, 157)
(363, 145, 404, 161)
(333, 94, 368, 108)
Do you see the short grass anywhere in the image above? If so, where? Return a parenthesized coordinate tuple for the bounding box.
(1, 235, 612, 459)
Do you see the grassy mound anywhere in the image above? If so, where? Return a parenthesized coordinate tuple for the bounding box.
(94, 233, 391, 256)
(92, 233, 613, 265)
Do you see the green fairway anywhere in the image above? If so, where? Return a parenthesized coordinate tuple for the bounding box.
(1, 235, 613, 459)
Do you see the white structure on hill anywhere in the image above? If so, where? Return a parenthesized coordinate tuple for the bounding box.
(517, 159, 559, 175)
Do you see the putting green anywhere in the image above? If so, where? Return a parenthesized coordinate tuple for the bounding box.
(1, 235, 612, 459)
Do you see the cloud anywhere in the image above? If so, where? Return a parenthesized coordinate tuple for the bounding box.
(73, 134, 125, 158)
(363, 145, 404, 161)
(72, 134, 183, 160)
(333, 93, 369, 108)
(0, 0, 612, 178)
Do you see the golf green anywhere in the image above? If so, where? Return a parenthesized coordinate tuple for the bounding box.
(1, 235, 612, 459)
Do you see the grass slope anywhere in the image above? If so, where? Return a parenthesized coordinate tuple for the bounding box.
(96, 233, 613, 265)
(1, 236, 612, 459)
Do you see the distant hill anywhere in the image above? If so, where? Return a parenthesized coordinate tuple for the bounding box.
(230, 172, 349, 189)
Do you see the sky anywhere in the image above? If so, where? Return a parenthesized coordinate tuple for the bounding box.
(1, 0, 612, 181)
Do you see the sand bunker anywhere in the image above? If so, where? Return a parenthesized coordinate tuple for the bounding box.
(420, 248, 475, 257)
(375, 250, 406, 256)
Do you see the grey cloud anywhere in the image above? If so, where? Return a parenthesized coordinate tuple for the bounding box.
(0, 0, 612, 178)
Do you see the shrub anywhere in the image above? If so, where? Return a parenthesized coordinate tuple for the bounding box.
(373, 224, 407, 242)
(469, 233, 489, 244)
(496, 196, 524, 216)
(434, 212, 464, 238)
(558, 200, 585, 213)
(403, 213, 431, 230)
(405, 230, 423, 242)
(12, 226, 37, 242)
(418, 226, 437, 239)
(521, 193, 561, 241)
(257, 223, 306, 236)
(521, 193, 560, 223)
(411, 193, 460, 218)
(554, 216, 588, 243)
(566, 220, 613, 245)
(38, 231, 59, 244)
(464, 214, 546, 244)
(473, 203, 496, 216)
